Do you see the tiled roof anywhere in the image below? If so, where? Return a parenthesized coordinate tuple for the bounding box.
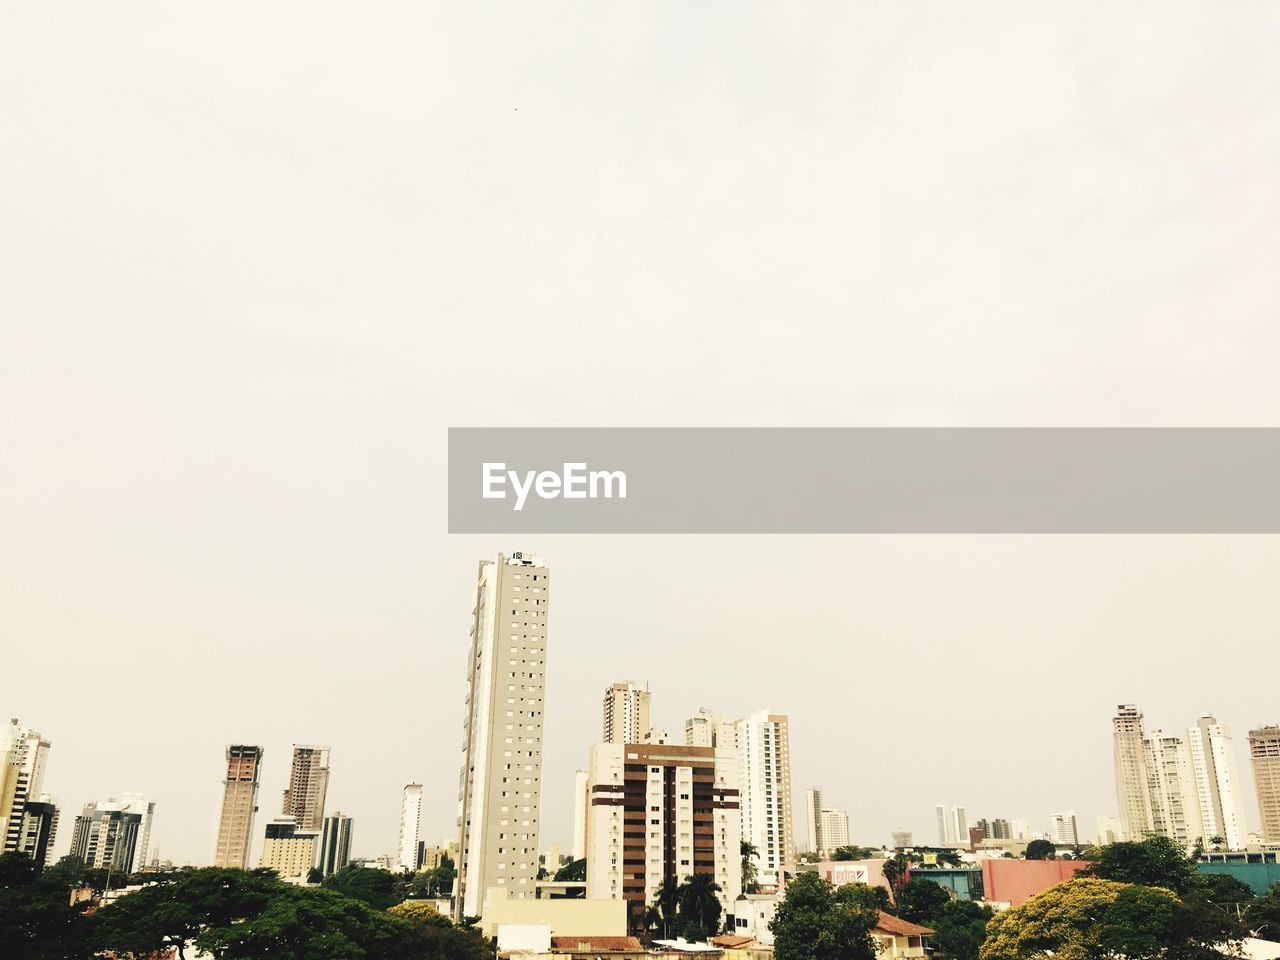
(873, 912, 935, 937)
(551, 937, 644, 951)
(710, 936, 757, 948)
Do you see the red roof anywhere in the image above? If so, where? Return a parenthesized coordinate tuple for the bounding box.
(710, 936, 757, 948)
(551, 937, 645, 952)
(874, 911, 935, 937)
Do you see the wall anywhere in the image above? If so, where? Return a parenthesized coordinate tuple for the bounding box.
(980, 860, 1090, 906)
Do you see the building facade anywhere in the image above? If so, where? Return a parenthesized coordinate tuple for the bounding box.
(213, 744, 264, 869)
(684, 710, 738, 751)
(603, 682, 651, 745)
(737, 710, 794, 888)
(1187, 716, 1248, 850)
(398, 783, 423, 871)
(455, 552, 549, 919)
(585, 741, 741, 932)
(1145, 730, 1202, 845)
(1249, 725, 1280, 844)
(1114, 704, 1154, 841)
(259, 817, 320, 879)
(70, 801, 143, 873)
(15, 795, 58, 868)
(935, 805, 967, 846)
(319, 811, 354, 876)
(1049, 811, 1079, 846)
(282, 745, 330, 831)
(0, 719, 52, 856)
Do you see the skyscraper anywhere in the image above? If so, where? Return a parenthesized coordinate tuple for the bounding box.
(585, 741, 741, 932)
(804, 786, 850, 855)
(1248, 725, 1280, 844)
(15, 794, 58, 869)
(398, 783, 423, 872)
(737, 710, 794, 888)
(806, 786, 824, 853)
(119, 792, 155, 870)
(213, 744, 264, 870)
(684, 709, 738, 750)
(282, 745, 330, 831)
(1113, 705, 1154, 841)
(454, 552, 548, 919)
(1049, 811, 1079, 846)
(1, 719, 52, 856)
(70, 800, 143, 873)
(319, 811, 354, 876)
(935, 805, 967, 846)
(1145, 729, 1202, 845)
(571, 769, 588, 862)
(1187, 716, 1248, 850)
(602, 681, 650, 744)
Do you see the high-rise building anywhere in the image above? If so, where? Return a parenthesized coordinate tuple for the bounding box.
(1187, 716, 1248, 850)
(119, 792, 155, 869)
(1248, 725, 1280, 844)
(571, 769, 588, 862)
(585, 741, 741, 932)
(70, 800, 143, 873)
(1049, 811, 1079, 846)
(213, 744, 264, 869)
(1095, 815, 1124, 845)
(804, 786, 849, 854)
(319, 811, 354, 877)
(397, 783, 423, 872)
(602, 682, 650, 745)
(1145, 730, 1202, 846)
(684, 710, 738, 751)
(282, 745, 330, 831)
(259, 817, 320, 879)
(1, 720, 52, 856)
(737, 710, 794, 888)
(455, 552, 549, 919)
(891, 830, 913, 849)
(935, 805, 967, 846)
(976, 818, 1012, 840)
(15, 794, 58, 868)
(1113, 705, 1154, 841)
(1010, 818, 1034, 841)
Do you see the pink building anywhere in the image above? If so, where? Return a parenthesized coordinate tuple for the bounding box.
(980, 859, 1091, 906)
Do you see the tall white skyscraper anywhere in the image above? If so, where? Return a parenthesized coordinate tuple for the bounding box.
(455, 552, 548, 919)
(737, 710, 794, 888)
(1187, 716, 1247, 850)
(1095, 815, 1125, 845)
(571, 769, 588, 862)
(119, 792, 155, 869)
(806, 786, 824, 853)
(804, 786, 850, 855)
(602, 682, 650, 744)
(398, 783, 423, 871)
(685, 709, 738, 750)
(1250, 725, 1280, 845)
(935, 804, 967, 845)
(1, 720, 52, 856)
(1049, 811, 1079, 846)
(1145, 729, 1202, 845)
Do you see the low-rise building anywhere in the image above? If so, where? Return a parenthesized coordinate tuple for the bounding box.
(872, 912, 933, 959)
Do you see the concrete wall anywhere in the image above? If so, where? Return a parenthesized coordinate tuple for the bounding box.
(480, 891, 628, 939)
(980, 859, 1090, 906)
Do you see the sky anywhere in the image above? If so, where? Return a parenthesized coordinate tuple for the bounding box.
(2, 2, 1280, 866)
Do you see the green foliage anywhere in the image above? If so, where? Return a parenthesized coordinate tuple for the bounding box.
(675, 873, 723, 940)
(931, 900, 994, 960)
(1082, 836, 1199, 894)
(980, 875, 1236, 960)
(554, 858, 586, 882)
(321, 865, 410, 909)
(771, 871, 879, 960)
(412, 858, 457, 898)
(830, 846, 878, 862)
(897, 878, 952, 925)
(741, 841, 760, 894)
(834, 882, 891, 914)
(0, 853, 97, 960)
(1023, 840, 1055, 861)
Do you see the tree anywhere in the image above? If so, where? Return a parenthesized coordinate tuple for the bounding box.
(1209, 835, 1227, 852)
(321, 865, 410, 909)
(650, 876, 679, 937)
(896, 878, 952, 925)
(412, 857, 456, 898)
(771, 871, 879, 960)
(0, 852, 97, 960)
(931, 900, 994, 960)
(741, 841, 760, 894)
(980, 876, 1237, 960)
(676, 873, 723, 940)
(834, 882, 892, 914)
(1023, 839, 1055, 861)
(554, 858, 586, 882)
(1083, 835, 1199, 894)
(881, 853, 911, 906)
(830, 846, 877, 862)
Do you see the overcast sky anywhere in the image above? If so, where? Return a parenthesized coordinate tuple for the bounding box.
(3, 2, 1280, 866)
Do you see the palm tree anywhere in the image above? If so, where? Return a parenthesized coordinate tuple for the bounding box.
(677, 873, 724, 941)
(1210, 834, 1227, 852)
(650, 876, 678, 938)
(740, 840, 760, 894)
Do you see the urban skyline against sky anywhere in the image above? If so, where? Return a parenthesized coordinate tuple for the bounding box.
(7, 537, 1280, 867)
(4, 2, 1280, 873)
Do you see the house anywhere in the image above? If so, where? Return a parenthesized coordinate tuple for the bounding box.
(871, 911, 933, 959)
(733, 892, 780, 945)
(549, 935, 646, 960)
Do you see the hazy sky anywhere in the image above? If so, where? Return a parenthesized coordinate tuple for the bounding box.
(3, 3, 1280, 866)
